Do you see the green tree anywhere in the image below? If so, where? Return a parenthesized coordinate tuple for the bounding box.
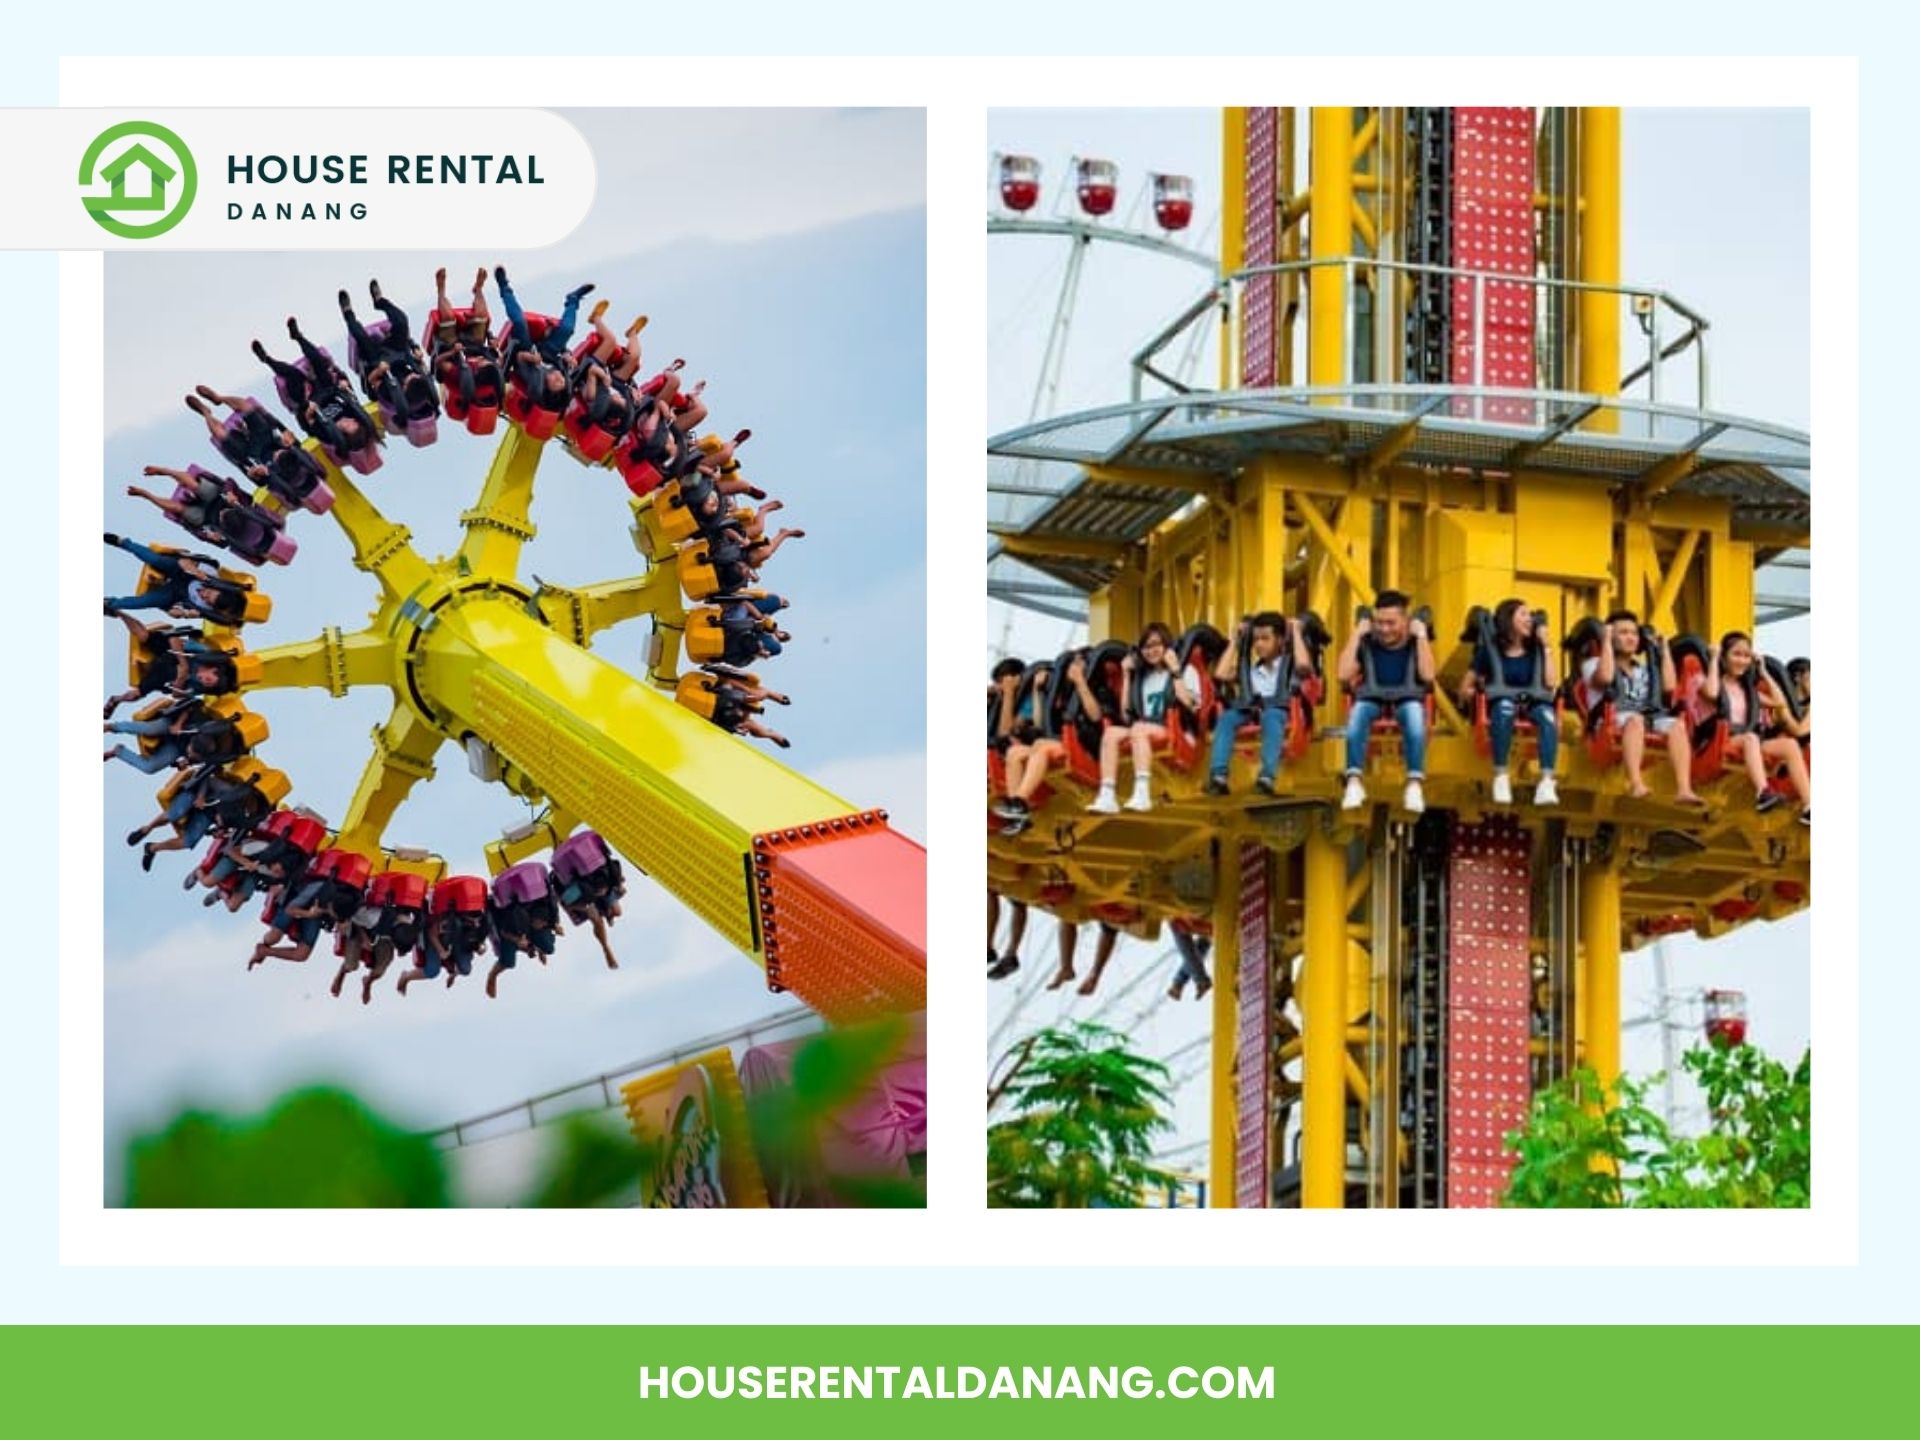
(987, 1022, 1174, 1208)
(1502, 1043, 1810, 1208)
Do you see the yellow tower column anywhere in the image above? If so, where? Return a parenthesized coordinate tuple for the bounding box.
(1576, 107, 1622, 409)
(1208, 842, 1241, 1207)
(1302, 824, 1348, 1208)
(1580, 855, 1622, 1085)
(1308, 107, 1353, 390)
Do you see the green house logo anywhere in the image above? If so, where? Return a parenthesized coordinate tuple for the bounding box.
(78, 121, 197, 238)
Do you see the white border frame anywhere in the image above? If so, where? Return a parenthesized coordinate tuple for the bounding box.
(61, 55, 1856, 1271)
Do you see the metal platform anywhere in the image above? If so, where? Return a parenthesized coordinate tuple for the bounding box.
(988, 385, 1810, 612)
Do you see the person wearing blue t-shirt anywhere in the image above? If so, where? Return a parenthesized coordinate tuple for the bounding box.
(1337, 590, 1436, 814)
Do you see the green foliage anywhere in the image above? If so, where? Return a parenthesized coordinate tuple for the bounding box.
(1502, 1043, 1811, 1209)
(987, 1022, 1175, 1208)
(124, 1018, 928, 1210)
(745, 1016, 927, 1209)
(525, 1111, 653, 1209)
(124, 1087, 450, 1208)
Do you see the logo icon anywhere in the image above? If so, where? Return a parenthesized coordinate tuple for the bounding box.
(78, 120, 197, 239)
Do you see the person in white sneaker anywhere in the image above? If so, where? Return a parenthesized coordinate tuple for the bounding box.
(1086, 624, 1201, 814)
(1461, 599, 1561, 807)
(1336, 591, 1435, 813)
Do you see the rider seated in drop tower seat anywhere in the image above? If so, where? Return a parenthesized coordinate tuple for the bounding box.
(1337, 590, 1436, 815)
(1204, 611, 1314, 798)
(1460, 598, 1560, 808)
(1582, 609, 1698, 804)
(1085, 623, 1201, 816)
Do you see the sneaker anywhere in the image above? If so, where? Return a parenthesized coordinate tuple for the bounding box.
(1491, 772, 1514, 806)
(1754, 790, 1784, 815)
(988, 955, 1021, 981)
(1254, 774, 1277, 797)
(998, 811, 1030, 837)
(1086, 789, 1120, 815)
(1533, 775, 1559, 807)
(1123, 784, 1154, 813)
(992, 797, 1029, 822)
(1193, 975, 1213, 1002)
(1798, 809, 1811, 827)
(1403, 779, 1426, 815)
(1204, 773, 1230, 796)
(1168, 978, 1187, 1002)
(1341, 776, 1367, 811)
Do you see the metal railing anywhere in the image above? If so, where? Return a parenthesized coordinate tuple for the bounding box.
(428, 1005, 818, 1149)
(1131, 256, 1711, 409)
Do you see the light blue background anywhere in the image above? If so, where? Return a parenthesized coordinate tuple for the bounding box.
(9, 8, 1911, 1324)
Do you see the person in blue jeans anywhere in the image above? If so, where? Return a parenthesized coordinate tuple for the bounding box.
(1167, 918, 1212, 1002)
(1460, 598, 1559, 807)
(1337, 590, 1435, 814)
(493, 264, 595, 363)
(102, 534, 223, 616)
(103, 698, 204, 774)
(1204, 611, 1313, 797)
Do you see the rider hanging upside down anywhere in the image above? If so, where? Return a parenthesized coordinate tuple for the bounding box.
(102, 534, 224, 617)
(338, 280, 438, 424)
(493, 264, 594, 363)
(252, 318, 380, 460)
(429, 266, 504, 412)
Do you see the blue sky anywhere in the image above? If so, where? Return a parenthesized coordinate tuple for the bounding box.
(99, 109, 925, 1180)
(986, 108, 1811, 1152)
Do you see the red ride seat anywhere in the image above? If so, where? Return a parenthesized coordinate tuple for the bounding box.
(504, 387, 562, 440)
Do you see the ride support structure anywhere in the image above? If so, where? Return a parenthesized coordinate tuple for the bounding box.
(986, 107, 1809, 1207)
(246, 418, 925, 1022)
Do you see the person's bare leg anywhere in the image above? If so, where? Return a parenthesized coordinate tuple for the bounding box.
(330, 955, 357, 998)
(1015, 742, 1065, 802)
(1099, 726, 1127, 787)
(741, 718, 790, 747)
(589, 911, 618, 969)
(469, 267, 491, 324)
(1001, 746, 1029, 798)
(1130, 724, 1156, 781)
(1737, 733, 1769, 795)
(1763, 736, 1812, 805)
(183, 394, 230, 440)
(615, 316, 647, 380)
(485, 961, 506, 999)
(1620, 716, 1651, 797)
(1077, 927, 1120, 997)
(1666, 724, 1701, 803)
(1006, 901, 1028, 956)
(1047, 922, 1079, 989)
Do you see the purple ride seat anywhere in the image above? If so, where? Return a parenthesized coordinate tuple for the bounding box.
(550, 830, 613, 886)
(346, 319, 440, 449)
(179, 467, 298, 566)
(492, 861, 552, 906)
(271, 346, 384, 477)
